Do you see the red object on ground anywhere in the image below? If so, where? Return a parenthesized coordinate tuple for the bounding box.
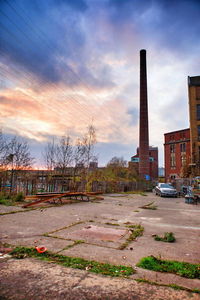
(35, 246, 47, 253)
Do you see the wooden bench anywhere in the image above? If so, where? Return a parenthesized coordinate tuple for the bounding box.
(23, 192, 95, 208)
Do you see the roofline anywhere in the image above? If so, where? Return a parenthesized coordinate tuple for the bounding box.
(164, 128, 190, 135)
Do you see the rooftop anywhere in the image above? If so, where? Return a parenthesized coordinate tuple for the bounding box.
(188, 76, 200, 86)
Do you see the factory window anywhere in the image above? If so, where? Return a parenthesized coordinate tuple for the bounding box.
(197, 105, 200, 120)
(199, 146, 200, 162)
(198, 126, 200, 141)
(170, 153, 176, 167)
(170, 144, 175, 153)
(131, 157, 139, 162)
(180, 131, 185, 139)
(180, 143, 186, 153)
(181, 154, 186, 166)
(196, 87, 200, 100)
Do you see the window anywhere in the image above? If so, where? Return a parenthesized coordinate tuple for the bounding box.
(197, 105, 200, 120)
(131, 157, 139, 162)
(180, 143, 186, 153)
(199, 146, 200, 163)
(196, 87, 200, 100)
(181, 154, 186, 166)
(198, 125, 200, 141)
(170, 144, 175, 153)
(180, 132, 185, 139)
(170, 153, 176, 167)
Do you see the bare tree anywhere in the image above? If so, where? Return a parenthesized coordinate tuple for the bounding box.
(55, 136, 73, 172)
(42, 139, 56, 171)
(71, 137, 87, 190)
(82, 125, 98, 168)
(55, 136, 73, 191)
(0, 130, 7, 167)
(5, 136, 34, 170)
(3, 136, 34, 193)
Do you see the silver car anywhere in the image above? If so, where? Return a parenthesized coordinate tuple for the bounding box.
(155, 183, 178, 197)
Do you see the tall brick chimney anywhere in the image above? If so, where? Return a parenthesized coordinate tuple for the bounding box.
(139, 49, 150, 179)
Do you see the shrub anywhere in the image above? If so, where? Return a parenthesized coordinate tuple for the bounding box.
(14, 192, 24, 202)
(137, 256, 200, 279)
(154, 232, 176, 243)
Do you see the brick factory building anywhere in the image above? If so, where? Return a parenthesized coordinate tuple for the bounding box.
(188, 76, 200, 175)
(164, 128, 190, 180)
(164, 76, 200, 180)
(130, 146, 158, 179)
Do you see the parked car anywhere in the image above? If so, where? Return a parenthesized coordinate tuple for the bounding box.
(155, 183, 178, 197)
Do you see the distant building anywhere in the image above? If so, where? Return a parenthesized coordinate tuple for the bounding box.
(164, 128, 190, 180)
(89, 162, 98, 169)
(130, 146, 158, 179)
(188, 76, 200, 175)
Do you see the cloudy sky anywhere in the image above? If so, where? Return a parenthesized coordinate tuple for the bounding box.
(0, 0, 200, 168)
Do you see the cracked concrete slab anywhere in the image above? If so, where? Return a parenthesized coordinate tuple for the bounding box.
(0, 192, 200, 298)
(0, 258, 199, 300)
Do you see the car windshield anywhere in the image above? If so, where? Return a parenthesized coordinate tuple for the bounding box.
(160, 184, 173, 188)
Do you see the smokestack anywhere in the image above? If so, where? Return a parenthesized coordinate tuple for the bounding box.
(139, 49, 150, 179)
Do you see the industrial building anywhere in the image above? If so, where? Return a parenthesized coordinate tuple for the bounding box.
(164, 75, 200, 180)
(130, 146, 158, 179)
(188, 76, 200, 175)
(164, 128, 190, 180)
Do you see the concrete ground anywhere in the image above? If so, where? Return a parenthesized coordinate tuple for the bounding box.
(0, 192, 200, 299)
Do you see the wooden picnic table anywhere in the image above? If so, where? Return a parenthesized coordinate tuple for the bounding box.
(23, 191, 103, 208)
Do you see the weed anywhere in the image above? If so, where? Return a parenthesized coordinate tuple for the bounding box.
(0, 198, 13, 206)
(0, 192, 25, 206)
(121, 191, 147, 195)
(105, 222, 120, 226)
(10, 246, 135, 277)
(154, 232, 176, 243)
(119, 224, 144, 250)
(137, 256, 200, 279)
(58, 240, 85, 252)
(140, 201, 157, 210)
(14, 192, 24, 202)
(135, 278, 200, 294)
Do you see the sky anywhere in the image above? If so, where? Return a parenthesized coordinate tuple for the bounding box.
(0, 0, 200, 168)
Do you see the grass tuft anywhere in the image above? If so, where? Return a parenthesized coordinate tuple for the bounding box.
(105, 222, 120, 226)
(119, 224, 144, 250)
(137, 256, 200, 279)
(140, 201, 157, 210)
(154, 232, 176, 243)
(10, 246, 135, 277)
(135, 278, 200, 294)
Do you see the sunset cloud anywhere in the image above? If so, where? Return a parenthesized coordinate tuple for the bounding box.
(0, 0, 200, 166)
